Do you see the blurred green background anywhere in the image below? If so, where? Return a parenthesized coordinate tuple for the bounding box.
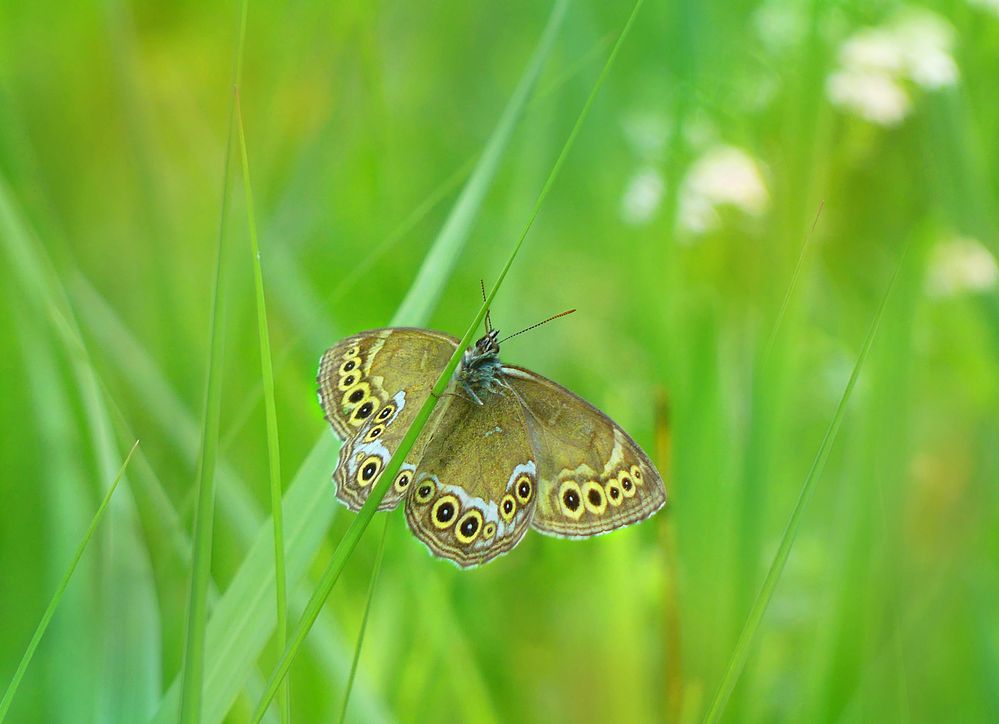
(2, 0, 998, 721)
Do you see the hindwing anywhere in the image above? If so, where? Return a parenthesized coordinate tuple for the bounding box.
(405, 387, 538, 567)
(503, 366, 666, 537)
(317, 328, 459, 510)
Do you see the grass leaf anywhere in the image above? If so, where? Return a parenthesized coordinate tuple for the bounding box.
(336, 518, 389, 724)
(0, 441, 139, 723)
(178, 1, 250, 720)
(235, 91, 290, 722)
(704, 244, 910, 723)
(392, 0, 569, 326)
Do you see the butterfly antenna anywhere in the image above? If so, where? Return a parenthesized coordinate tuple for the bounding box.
(499, 309, 576, 344)
(480, 279, 493, 333)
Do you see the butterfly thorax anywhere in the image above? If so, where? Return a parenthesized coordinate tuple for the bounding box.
(456, 330, 505, 404)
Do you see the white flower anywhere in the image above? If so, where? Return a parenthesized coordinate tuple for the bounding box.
(620, 167, 665, 226)
(678, 146, 769, 234)
(827, 69, 911, 125)
(678, 190, 718, 235)
(926, 237, 999, 297)
(825, 10, 958, 125)
(892, 12, 959, 89)
(839, 29, 908, 75)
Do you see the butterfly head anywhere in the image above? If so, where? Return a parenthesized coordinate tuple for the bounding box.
(457, 330, 504, 401)
(473, 329, 500, 357)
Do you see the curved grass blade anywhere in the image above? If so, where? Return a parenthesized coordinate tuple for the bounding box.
(179, 0, 250, 720)
(0, 171, 160, 721)
(223, 24, 622, 451)
(235, 92, 289, 723)
(704, 245, 910, 724)
(391, 0, 569, 325)
(336, 518, 389, 724)
(763, 201, 825, 361)
(250, 0, 646, 718)
(0, 441, 139, 723)
(73, 267, 385, 724)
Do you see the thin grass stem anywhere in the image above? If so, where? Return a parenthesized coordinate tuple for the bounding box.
(336, 517, 390, 724)
(0, 441, 139, 723)
(704, 244, 909, 723)
(764, 200, 825, 361)
(179, 1, 250, 721)
(235, 91, 290, 724)
(249, 1, 645, 719)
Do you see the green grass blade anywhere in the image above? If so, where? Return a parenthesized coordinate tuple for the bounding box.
(336, 518, 389, 724)
(179, 1, 249, 720)
(235, 92, 289, 723)
(250, 0, 645, 718)
(704, 245, 910, 724)
(1, 168, 160, 723)
(392, 0, 568, 326)
(764, 201, 825, 361)
(74, 258, 383, 724)
(0, 441, 139, 723)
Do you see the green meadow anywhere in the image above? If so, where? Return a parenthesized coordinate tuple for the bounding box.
(1, 0, 997, 721)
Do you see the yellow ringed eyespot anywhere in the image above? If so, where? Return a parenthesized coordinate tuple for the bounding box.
(500, 494, 516, 521)
(605, 478, 623, 507)
(431, 495, 460, 529)
(344, 387, 366, 405)
(559, 481, 583, 520)
(349, 397, 378, 424)
(514, 475, 533, 504)
(482, 522, 497, 539)
(415, 482, 435, 504)
(363, 424, 385, 442)
(356, 456, 382, 487)
(393, 470, 412, 493)
(630, 464, 645, 485)
(344, 345, 360, 358)
(455, 509, 484, 544)
(376, 404, 396, 421)
(339, 358, 359, 376)
(620, 472, 636, 498)
(582, 481, 607, 515)
(337, 371, 363, 391)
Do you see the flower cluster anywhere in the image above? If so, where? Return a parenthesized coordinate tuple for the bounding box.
(619, 112, 769, 237)
(826, 10, 958, 126)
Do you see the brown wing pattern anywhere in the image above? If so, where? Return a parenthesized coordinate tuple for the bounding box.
(317, 328, 459, 510)
(502, 366, 666, 538)
(405, 388, 538, 567)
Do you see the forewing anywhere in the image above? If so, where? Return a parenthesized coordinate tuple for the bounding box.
(503, 366, 666, 538)
(317, 328, 459, 510)
(405, 388, 538, 568)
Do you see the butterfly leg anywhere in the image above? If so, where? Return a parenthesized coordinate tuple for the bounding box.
(461, 382, 485, 406)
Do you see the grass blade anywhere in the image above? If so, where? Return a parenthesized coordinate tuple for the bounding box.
(250, 0, 646, 718)
(704, 245, 910, 723)
(391, 0, 568, 326)
(235, 92, 290, 722)
(179, 1, 249, 720)
(0, 441, 139, 722)
(1, 169, 160, 722)
(336, 518, 389, 724)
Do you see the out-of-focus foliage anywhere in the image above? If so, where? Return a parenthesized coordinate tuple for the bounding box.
(1, 0, 997, 722)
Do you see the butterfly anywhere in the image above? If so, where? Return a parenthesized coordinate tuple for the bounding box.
(317, 327, 667, 567)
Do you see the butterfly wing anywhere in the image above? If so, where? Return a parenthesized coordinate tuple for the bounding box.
(502, 366, 666, 537)
(405, 387, 538, 567)
(317, 328, 459, 510)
